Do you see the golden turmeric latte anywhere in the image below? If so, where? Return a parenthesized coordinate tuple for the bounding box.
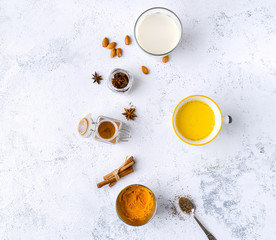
(118, 185, 155, 223)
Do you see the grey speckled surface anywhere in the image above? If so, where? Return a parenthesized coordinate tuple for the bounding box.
(0, 0, 276, 239)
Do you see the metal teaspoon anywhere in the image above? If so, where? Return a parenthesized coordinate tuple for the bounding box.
(178, 197, 217, 240)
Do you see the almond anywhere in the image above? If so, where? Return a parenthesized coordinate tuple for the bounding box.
(102, 37, 109, 48)
(125, 35, 131, 45)
(110, 48, 116, 58)
(116, 48, 122, 58)
(142, 66, 149, 74)
(162, 55, 169, 63)
(107, 42, 117, 49)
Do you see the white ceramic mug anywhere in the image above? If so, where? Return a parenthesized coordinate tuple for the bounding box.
(172, 95, 231, 146)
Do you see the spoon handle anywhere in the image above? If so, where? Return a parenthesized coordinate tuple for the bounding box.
(194, 215, 217, 240)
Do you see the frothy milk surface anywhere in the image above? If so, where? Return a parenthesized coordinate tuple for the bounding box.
(136, 13, 180, 55)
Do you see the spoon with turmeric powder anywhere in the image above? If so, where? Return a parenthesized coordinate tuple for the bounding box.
(178, 197, 217, 240)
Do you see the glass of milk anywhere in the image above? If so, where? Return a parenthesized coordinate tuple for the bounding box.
(134, 7, 182, 56)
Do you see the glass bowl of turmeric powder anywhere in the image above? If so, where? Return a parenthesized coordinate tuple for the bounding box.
(116, 184, 157, 226)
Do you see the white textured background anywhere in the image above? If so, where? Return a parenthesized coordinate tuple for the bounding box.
(1, 0, 276, 239)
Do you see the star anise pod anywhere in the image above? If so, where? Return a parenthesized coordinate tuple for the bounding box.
(112, 72, 129, 89)
(92, 72, 103, 84)
(122, 107, 137, 120)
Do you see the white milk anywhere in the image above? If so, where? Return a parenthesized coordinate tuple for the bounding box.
(136, 13, 181, 55)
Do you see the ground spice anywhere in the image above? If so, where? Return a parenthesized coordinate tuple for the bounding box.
(118, 185, 155, 224)
(97, 121, 116, 139)
(166, 199, 185, 221)
(179, 197, 194, 214)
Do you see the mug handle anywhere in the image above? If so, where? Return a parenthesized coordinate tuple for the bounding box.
(223, 115, 232, 124)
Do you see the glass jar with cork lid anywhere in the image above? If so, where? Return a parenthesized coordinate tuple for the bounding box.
(78, 114, 131, 144)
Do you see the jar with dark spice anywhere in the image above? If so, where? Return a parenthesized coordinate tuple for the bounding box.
(108, 68, 133, 94)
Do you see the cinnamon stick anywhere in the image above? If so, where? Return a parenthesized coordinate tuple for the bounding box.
(107, 157, 135, 187)
(107, 167, 134, 186)
(97, 167, 134, 188)
(109, 181, 116, 187)
(103, 157, 135, 180)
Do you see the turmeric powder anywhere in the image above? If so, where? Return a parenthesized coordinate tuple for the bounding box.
(118, 185, 156, 224)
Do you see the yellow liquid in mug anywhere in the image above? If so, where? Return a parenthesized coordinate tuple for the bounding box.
(175, 100, 215, 141)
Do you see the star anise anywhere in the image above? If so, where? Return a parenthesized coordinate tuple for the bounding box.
(112, 72, 129, 89)
(122, 107, 137, 120)
(92, 72, 103, 84)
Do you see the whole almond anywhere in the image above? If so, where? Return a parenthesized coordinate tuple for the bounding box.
(142, 66, 149, 74)
(107, 42, 117, 49)
(102, 37, 109, 48)
(116, 48, 122, 58)
(110, 48, 116, 58)
(125, 35, 131, 45)
(162, 55, 169, 63)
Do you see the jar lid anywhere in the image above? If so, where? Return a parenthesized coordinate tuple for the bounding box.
(78, 118, 89, 135)
(78, 113, 95, 137)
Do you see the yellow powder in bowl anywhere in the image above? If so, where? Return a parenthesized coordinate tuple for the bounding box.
(117, 185, 156, 225)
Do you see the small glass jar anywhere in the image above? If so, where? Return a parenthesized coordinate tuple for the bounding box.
(107, 68, 134, 94)
(78, 114, 131, 144)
